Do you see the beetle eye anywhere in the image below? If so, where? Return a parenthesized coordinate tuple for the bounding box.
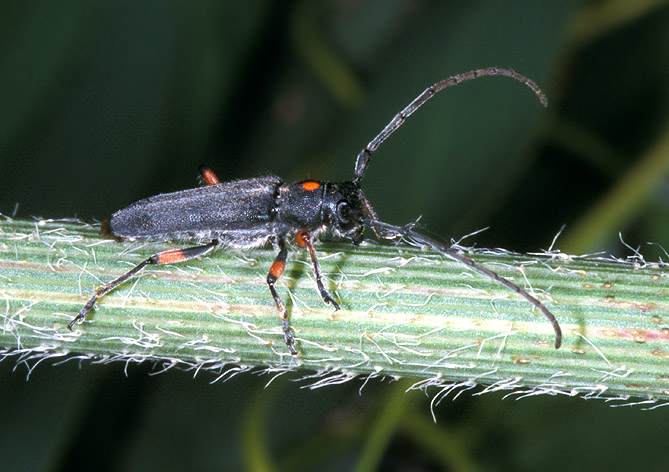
(336, 201, 350, 225)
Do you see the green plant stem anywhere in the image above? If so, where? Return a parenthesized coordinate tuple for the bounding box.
(2, 217, 669, 402)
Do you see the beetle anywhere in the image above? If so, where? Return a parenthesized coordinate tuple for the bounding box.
(68, 67, 562, 354)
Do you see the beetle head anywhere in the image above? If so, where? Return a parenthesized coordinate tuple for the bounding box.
(323, 182, 365, 244)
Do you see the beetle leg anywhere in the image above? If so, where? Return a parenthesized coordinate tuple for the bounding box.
(266, 237, 297, 355)
(296, 230, 340, 310)
(69, 239, 221, 330)
(360, 193, 398, 240)
(198, 165, 221, 186)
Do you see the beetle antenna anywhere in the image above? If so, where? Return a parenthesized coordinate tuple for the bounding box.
(352, 67, 547, 184)
(364, 218, 562, 349)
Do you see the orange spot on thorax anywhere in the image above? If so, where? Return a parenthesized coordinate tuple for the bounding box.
(301, 181, 320, 191)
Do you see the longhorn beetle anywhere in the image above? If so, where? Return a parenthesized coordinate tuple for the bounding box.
(69, 67, 562, 354)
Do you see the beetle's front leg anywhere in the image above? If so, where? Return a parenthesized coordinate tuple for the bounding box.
(296, 230, 340, 310)
(360, 194, 400, 240)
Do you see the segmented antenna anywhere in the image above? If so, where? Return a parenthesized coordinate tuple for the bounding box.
(364, 219, 562, 349)
(353, 67, 548, 183)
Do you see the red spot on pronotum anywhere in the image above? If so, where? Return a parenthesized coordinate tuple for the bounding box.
(269, 260, 286, 278)
(295, 230, 309, 248)
(157, 249, 188, 264)
(301, 181, 320, 191)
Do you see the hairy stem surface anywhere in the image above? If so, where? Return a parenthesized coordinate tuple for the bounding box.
(1, 217, 668, 402)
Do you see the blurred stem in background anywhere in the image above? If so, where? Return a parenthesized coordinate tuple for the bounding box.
(561, 126, 669, 253)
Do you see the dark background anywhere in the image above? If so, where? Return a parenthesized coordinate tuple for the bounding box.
(2, 0, 669, 470)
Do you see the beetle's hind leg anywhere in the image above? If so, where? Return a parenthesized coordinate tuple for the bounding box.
(69, 239, 221, 330)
